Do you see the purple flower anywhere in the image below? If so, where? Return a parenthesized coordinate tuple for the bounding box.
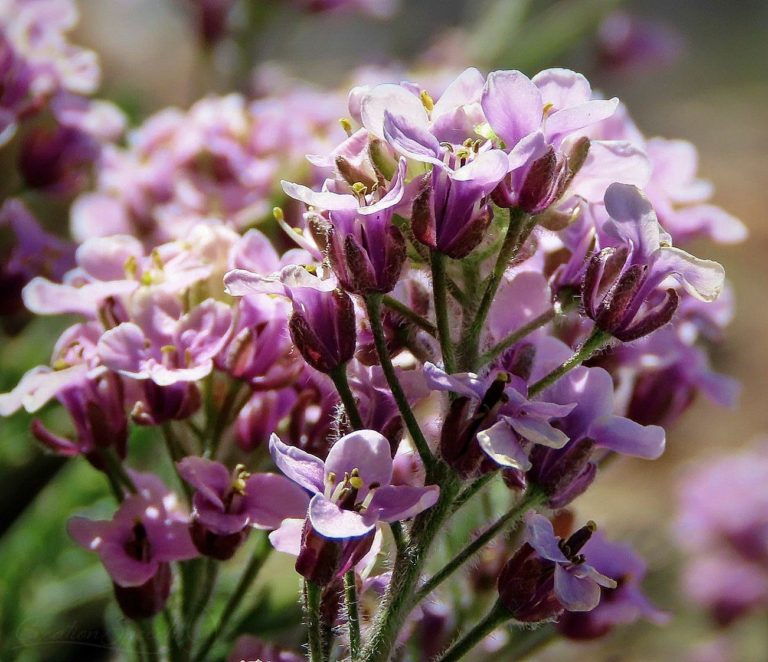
(270, 430, 439, 540)
(424, 362, 575, 476)
(68, 472, 197, 619)
(282, 159, 408, 293)
(557, 532, 668, 639)
(178, 457, 310, 559)
(98, 294, 232, 386)
(225, 265, 356, 374)
(497, 514, 616, 622)
(31, 369, 127, 464)
(236, 389, 296, 452)
(583, 183, 725, 341)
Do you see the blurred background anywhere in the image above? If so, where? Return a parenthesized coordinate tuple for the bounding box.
(1, 0, 767, 659)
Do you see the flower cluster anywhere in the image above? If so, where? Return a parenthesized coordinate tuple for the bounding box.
(0, 52, 740, 661)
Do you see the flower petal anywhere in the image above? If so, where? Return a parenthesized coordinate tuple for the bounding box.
(383, 111, 442, 165)
(308, 494, 375, 539)
(325, 430, 393, 491)
(589, 415, 665, 459)
(481, 70, 543, 147)
(554, 564, 601, 611)
(525, 513, 569, 563)
(268, 433, 325, 494)
(368, 484, 439, 522)
(244, 473, 310, 529)
(654, 247, 725, 302)
(361, 84, 427, 140)
(477, 421, 531, 470)
(176, 457, 229, 509)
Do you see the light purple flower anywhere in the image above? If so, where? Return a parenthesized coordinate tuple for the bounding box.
(269, 430, 439, 539)
(178, 457, 310, 535)
(583, 183, 725, 341)
(425, 362, 575, 472)
(98, 294, 232, 386)
(69, 472, 197, 587)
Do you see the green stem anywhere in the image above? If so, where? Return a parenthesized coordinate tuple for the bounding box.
(329, 364, 365, 430)
(209, 379, 246, 458)
(162, 423, 193, 502)
(437, 602, 509, 662)
(135, 619, 158, 661)
(305, 580, 326, 662)
(360, 472, 460, 662)
(415, 489, 545, 603)
(182, 558, 218, 656)
(101, 447, 137, 496)
(463, 207, 534, 369)
(430, 250, 458, 374)
(479, 309, 556, 366)
(382, 295, 437, 337)
(451, 472, 496, 515)
(193, 533, 271, 662)
(390, 521, 408, 555)
(344, 570, 362, 660)
(364, 294, 434, 472)
(528, 328, 612, 397)
(496, 624, 557, 659)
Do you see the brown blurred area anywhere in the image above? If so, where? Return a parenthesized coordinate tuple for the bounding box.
(71, 0, 768, 658)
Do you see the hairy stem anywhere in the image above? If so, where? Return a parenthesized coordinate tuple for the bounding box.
(305, 580, 326, 662)
(479, 308, 556, 366)
(430, 250, 458, 374)
(360, 471, 460, 662)
(462, 207, 534, 369)
(528, 329, 612, 397)
(364, 294, 434, 472)
(329, 364, 365, 430)
(344, 570, 362, 660)
(415, 489, 545, 603)
(382, 295, 437, 337)
(437, 602, 509, 662)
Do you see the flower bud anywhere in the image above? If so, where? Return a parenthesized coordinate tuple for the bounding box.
(288, 287, 356, 373)
(583, 247, 679, 341)
(132, 381, 202, 425)
(190, 519, 248, 561)
(528, 439, 597, 508)
(517, 147, 570, 214)
(497, 543, 563, 622)
(295, 518, 374, 586)
(113, 562, 172, 620)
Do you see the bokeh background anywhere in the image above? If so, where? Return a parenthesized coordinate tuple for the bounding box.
(1, 0, 766, 660)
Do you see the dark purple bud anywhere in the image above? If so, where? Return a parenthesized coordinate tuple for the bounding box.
(189, 0, 235, 47)
(529, 439, 597, 508)
(627, 363, 695, 427)
(518, 147, 570, 214)
(132, 381, 202, 425)
(295, 519, 373, 586)
(113, 562, 172, 620)
(289, 288, 356, 373)
(594, 264, 648, 332)
(190, 519, 248, 560)
(613, 288, 678, 341)
(497, 543, 563, 622)
(411, 180, 437, 250)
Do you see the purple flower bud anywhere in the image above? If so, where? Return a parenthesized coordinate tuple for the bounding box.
(113, 561, 173, 621)
(188, 0, 235, 47)
(516, 147, 570, 214)
(295, 519, 375, 586)
(528, 439, 597, 508)
(225, 266, 357, 374)
(31, 371, 128, 466)
(132, 381, 202, 425)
